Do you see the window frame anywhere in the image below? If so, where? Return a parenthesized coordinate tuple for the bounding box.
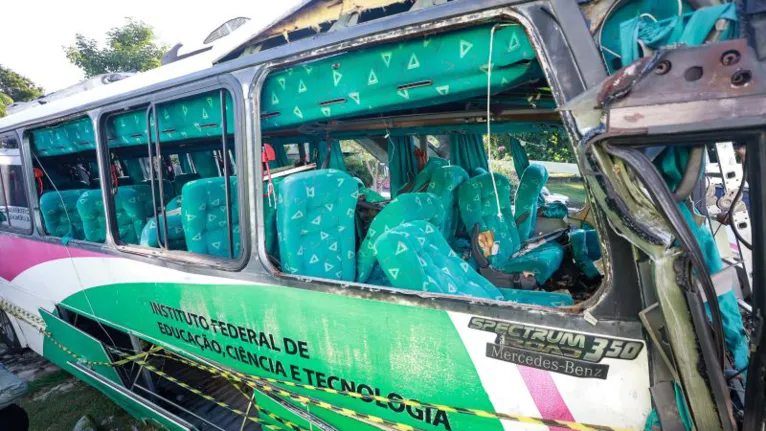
(23, 115, 106, 243)
(96, 79, 249, 271)
(248, 9, 613, 312)
(0, 132, 34, 235)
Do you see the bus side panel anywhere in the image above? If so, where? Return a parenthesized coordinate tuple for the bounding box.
(3, 235, 651, 430)
(0, 234, 89, 353)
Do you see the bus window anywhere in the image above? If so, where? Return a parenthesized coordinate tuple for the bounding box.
(28, 118, 103, 242)
(0, 135, 31, 232)
(103, 89, 240, 259)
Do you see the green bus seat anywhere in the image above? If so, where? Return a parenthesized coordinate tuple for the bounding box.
(77, 187, 148, 244)
(374, 221, 574, 306)
(426, 165, 469, 243)
(40, 189, 87, 239)
(458, 170, 563, 286)
(263, 177, 285, 260)
(276, 169, 358, 280)
(403, 157, 449, 194)
(357, 192, 446, 283)
(181, 177, 240, 258)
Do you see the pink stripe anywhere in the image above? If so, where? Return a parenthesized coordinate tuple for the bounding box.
(0, 235, 106, 281)
(517, 366, 575, 431)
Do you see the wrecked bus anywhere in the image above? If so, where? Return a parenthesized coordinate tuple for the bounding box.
(0, 0, 762, 429)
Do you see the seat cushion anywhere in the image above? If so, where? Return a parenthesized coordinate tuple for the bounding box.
(77, 188, 147, 243)
(570, 228, 602, 280)
(499, 242, 565, 285)
(181, 177, 240, 258)
(374, 221, 505, 300)
(276, 169, 358, 280)
(40, 189, 87, 239)
(427, 165, 469, 243)
(357, 192, 446, 283)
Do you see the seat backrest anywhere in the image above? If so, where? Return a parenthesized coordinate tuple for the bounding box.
(514, 163, 549, 242)
(409, 157, 448, 192)
(125, 184, 154, 217)
(77, 187, 147, 243)
(458, 172, 519, 264)
(374, 221, 505, 300)
(140, 213, 186, 250)
(263, 176, 285, 259)
(357, 192, 445, 283)
(40, 189, 87, 239)
(174, 173, 201, 196)
(426, 165, 469, 242)
(181, 176, 240, 258)
(276, 169, 358, 280)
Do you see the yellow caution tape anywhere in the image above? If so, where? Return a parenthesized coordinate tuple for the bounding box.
(151, 349, 635, 431)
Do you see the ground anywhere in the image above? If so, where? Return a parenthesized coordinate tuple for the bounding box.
(1, 345, 155, 431)
(546, 179, 588, 208)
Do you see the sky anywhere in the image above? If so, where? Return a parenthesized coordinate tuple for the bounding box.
(0, 0, 305, 93)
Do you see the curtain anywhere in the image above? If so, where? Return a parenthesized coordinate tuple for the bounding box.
(309, 140, 346, 171)
(191, 151, 219, 177)
(450, 134, 488, 174)
(121, 159, 145, 182)
(179, 153, 192, 173)
(268, 143, 291, 169)
(387, 136, 417, 197)
(509, 137, 529, 176)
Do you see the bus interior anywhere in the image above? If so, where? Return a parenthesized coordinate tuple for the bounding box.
(256, 22, 602, 306)
(26, 21, 602, 309)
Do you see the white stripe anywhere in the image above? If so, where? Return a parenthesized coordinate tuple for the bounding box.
(447, 311, 544, 431)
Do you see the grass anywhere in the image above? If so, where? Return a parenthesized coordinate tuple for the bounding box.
(546, 180, 588, 207)
(18, 370, 156, 431)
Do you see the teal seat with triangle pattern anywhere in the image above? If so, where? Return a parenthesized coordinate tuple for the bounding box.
(181, 176, 240, 258)
(276, 169, 359, 280)
(458, 169, 564, 286)
(139, 196, 186, 250)
(374, 221, 574, 306)
(402, 157, 449, 194)
(426, 165, 469, 244)
(263, 176, 285, 260)
(40, 189, 87, 239)
(77, 187, 148, 243)
(356, 192, 446, 283)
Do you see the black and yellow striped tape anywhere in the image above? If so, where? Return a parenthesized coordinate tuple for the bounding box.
(0, 299, 149, 368)
(151, 349, 635, 431)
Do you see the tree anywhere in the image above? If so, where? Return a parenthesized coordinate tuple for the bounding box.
(0, 66, 44, 103)
(0, 66, 44, 117)
(65, 18, 168, 78)
(0, 93, 12, 118)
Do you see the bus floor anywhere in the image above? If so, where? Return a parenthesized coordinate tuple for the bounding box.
(130, 355, 262, 431)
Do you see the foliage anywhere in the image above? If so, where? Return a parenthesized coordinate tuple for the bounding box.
(65, 19, 168, 78)
(0, 66, 44, 116)
(0, 93, 12, 118)
(509, 128, 575, 163)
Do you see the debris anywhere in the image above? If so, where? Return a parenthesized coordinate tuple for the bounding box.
(73, 415, 98, 431)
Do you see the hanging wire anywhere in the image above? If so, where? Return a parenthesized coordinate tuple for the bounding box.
(32, 153, 119, 349)
(486, 23, 516, 219)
